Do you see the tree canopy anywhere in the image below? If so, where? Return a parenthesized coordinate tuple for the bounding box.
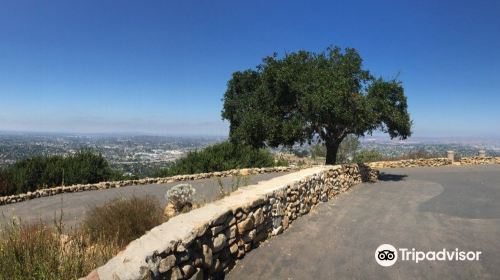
(222, 46, 412, 164)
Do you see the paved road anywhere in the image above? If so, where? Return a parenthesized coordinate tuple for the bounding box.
(0, 172, 288, 228)
(228, 165, 500, 280)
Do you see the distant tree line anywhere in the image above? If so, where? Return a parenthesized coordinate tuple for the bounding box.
(0, 149, 120, 196)
(155, 141, 285, 177)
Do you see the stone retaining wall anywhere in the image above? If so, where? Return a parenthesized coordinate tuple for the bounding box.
(458, 156, 500, 165)
(0, 166, 297, 206)
(367, 156, 500, 169)
(367, 158, 452, 168)
(85, 164, 378, 280)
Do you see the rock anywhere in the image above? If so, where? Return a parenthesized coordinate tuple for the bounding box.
(162, 266, 183, 280)
(237, 215, 255, 233)
(211, 225, 225, 236)
(237, 248, 245, 258)
(242, 229, 256, 243)
(158, 255, 176, 273)
(226, 215, 236, 226)
(239, 168, 250, 176)
(212, 233, 227, 252)
(253, 208, 264, 226)
(229, 243, 238, 254)
(213, 258, 222, 272)
(182, 264, 196, 279)
(271, 226, 283, 236)
(202, 244, 212, 268)
(226, 225, 237, 239)
(212, 211, 230, 225)
(188, 268, 204, 280)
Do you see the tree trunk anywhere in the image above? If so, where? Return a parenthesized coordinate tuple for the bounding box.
(325, 139, 341, 165)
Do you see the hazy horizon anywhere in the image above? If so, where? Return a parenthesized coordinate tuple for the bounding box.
(2, 129, 500, 143)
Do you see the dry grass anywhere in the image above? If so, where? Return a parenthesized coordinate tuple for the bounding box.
(82, 196, 164, 248)
(0, 222, 118, 280)
(0, 196, 164, 280)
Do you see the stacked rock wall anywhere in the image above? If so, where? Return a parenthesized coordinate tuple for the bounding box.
(85, 164, 378, 280)
(0, 166, 297, 206)
(367, 158, 452, 169)
(458, 156, 500, 165)
(368, 156, 500, 169)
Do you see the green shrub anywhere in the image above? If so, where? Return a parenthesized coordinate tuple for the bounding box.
(156, 141, 276, 177)
(0, 149, 119, 196)
(0, 169, 15, 196)
(353, 149, 384, 163)
(81, 196, 164, 248)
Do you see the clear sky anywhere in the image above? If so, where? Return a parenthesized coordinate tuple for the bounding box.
(1, 0, 499, 137)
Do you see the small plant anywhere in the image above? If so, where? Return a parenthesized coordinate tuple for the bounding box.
(165, 184, 196, 211)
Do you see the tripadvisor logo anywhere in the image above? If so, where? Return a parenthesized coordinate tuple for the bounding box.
(375, 244, 482, 267)
(375, 244, 398, 267)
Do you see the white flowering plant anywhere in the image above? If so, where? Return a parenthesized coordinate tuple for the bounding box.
(165, 184, 196, 210)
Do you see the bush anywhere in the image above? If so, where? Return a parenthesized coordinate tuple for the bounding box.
(156, 141, 276, 177)
(82, 196, 164, 248)
(165, 184, 196, 211)
(0, 149, 119, 196)
(353, 149, 384, 163)
(0, 169, 15, 196)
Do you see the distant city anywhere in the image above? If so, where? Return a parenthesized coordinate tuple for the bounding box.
(0, 132, 224, 177)
(1, 132, 499, 177)
(360, 136, 500, 158)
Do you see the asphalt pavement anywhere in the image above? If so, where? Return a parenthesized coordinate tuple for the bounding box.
(227, 165, 500, 280)
(0, 172, 288, 228)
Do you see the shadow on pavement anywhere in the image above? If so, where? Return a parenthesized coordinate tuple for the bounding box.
(378, 173, 408, 182)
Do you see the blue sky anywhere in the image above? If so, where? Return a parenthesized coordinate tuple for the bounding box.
(1, 0, 499, 137)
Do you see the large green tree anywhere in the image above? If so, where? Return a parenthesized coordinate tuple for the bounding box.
(222, 46, 412, 164)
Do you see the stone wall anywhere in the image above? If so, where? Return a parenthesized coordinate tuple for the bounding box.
(458, 156, 500, 165)
(367, 156, 500, 169)
(0, 166, 297, 206)
(367, 158, 452, 169)
(85, 164, 378, 280)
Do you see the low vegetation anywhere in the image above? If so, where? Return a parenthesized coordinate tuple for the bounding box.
(0, 196, 164, 280)
(353, 149, 384, 163)
(82, 196, 164, 248)
(0, 222, 118, 280)
(0, 149, 122, 196)
(155, 141, 283, 177)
